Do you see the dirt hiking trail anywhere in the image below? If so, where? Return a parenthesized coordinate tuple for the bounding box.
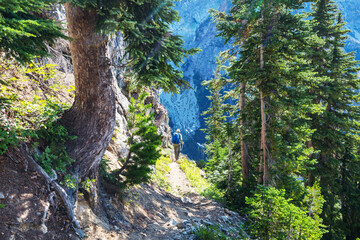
(0, 155, 245, 240)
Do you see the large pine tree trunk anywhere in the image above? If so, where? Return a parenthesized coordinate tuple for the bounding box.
(227, 137, 233, 195)
(340, 157, 350, 240)
(258, 40, 269, 185)
(259, 88, 269, 185)
(305, 140, 313, 186)
(257, 7, 270, 185)
(240, 82, 249, 186)
(62, 3, 116, 178)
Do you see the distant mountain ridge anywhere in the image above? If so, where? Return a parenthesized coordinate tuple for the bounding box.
(161, 0, 360, 160)
(337, 0, 360, 60)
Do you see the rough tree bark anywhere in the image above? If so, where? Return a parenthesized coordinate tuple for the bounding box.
(259, 87, 268, 185)
(227, 137, 233, 195)
(340, 156, 350, 240)
(62, 3, 116, 179)
(305, 140, 314, 187)
(257, 7, 269, 186)
(258, 53, 270, 185)
(258, 40, 269, 185)
(239, 82, 249, 186)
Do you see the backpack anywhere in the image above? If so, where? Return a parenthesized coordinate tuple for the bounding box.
(172, 132, 180, 144)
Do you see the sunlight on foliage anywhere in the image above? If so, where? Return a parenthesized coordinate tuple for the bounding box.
(0, 59, 75, 173)
(61, 174, 78, 190)
(114, 91, 162, 186)
(151, 155, 172, 192)
(246, 186, 327, 240)
(179, 157, 224, 201)
(192, 223, 246, 240)
(82, 177, 96, 193)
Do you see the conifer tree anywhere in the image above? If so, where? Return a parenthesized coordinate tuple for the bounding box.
(211, 0, 315, 190)
(307, 1, 360, 238)
(204, 0, 360, 237)
(61, 0, 197, 179)
(202, 57, 231, 190)
(117, 0, 199, 92)
(111, 92, 162, 186)
(0, 0, 65, 63)
(202, 57, 228, 145)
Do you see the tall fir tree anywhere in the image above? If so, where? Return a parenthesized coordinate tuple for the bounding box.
(202, 56, 232, 192)
(211, 0, 315, 192)
(204, 0, 360, 237)
(307, 0, 360, 239)
(202, 55, 243, 205)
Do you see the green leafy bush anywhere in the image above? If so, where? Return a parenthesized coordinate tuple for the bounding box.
(179, 157, 224, 201)
(192, 224, 245, 240)
(35, 123, 76, 174)
(0, 60, 76, 175)
(192, 224, 228, 240)
(246, 185, 327, 240)
(151, 155, 172, 191)
(0, 124, 18, 154)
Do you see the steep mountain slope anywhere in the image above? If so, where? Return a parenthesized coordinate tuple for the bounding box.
(337, 0, 360, 60)
(1, 144, 244, 239)
(161, 0, 232, 160)
(0, 6, 243, 237)
(162, 0, 360, 160)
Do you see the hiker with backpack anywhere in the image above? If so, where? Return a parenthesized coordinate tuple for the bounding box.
(172, 129, 183, 161)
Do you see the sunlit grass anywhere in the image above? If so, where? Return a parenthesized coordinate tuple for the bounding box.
(151, 155, 172, 192)
(178, 157, 224, 202)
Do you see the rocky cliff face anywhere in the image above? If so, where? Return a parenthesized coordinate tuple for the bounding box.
(48, 7, 173, 166)
(162, 0, 360, 160)
(106, 34, 173, 164)
(337, 0, 360, 60)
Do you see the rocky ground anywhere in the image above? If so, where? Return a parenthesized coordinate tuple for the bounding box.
(0, 153, 78, 240)
(0, 153, 246, 239)
(76, 158, 246, 240)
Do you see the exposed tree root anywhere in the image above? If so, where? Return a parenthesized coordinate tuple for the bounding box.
(7, 143, 83, 236)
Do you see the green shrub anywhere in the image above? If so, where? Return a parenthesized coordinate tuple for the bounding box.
(151, 155, 172, 191)
(0, 124, 18, 154)
(61, 174, 78, 190)
(246, 185, 327, 240)
(192, 224, 227, 240)
(192, 224, 245, 240)
(34, 123, 76, 174)
(179, 157, 224, 201)
(196, 159, 207, 169)
(0, 60, 74, 158)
